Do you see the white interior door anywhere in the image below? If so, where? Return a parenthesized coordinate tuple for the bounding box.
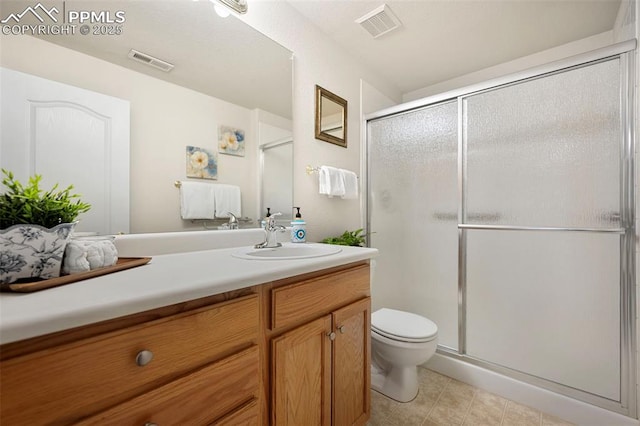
(0, 67, 130, 235)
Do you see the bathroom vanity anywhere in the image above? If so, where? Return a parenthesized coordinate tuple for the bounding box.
(0, 237, 377, 425)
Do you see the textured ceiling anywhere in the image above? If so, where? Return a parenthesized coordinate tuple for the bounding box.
(287, 0, 621, 94)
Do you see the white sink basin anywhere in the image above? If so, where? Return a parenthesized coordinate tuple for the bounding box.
(232, 243, 342, 260)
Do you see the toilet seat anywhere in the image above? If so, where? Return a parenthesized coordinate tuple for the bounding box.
(372, 308, 438, 343)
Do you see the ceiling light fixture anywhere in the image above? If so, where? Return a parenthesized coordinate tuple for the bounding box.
(210, 0, 247, 16)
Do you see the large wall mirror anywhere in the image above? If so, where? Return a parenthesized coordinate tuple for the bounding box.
(0, 0, 293, 234)
(315, 85, 347, 148)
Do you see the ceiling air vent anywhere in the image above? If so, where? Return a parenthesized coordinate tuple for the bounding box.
(127, 49, 174, 72)
(355, 4, 402, 39)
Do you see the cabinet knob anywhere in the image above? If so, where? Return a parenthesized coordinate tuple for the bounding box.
(144, 423, 158, 426)
(136, 350, 154, 366)
(338, 325, 346, 334)
(327, 332, 336, 341)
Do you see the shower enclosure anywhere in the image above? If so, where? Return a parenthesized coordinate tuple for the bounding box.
(366, 41, 636, 416)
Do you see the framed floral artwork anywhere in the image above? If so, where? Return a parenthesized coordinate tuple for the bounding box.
(218, 126, 245, 156)
(186, 146, 218, 179)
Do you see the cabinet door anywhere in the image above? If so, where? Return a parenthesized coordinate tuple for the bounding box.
(272, 315, 332, 426)
(332, 298, 371, 426)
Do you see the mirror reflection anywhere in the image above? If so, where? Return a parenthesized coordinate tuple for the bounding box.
(260, 140, 293, 224)
(315, 85, 347, 148)
(0, 0, 293, 234)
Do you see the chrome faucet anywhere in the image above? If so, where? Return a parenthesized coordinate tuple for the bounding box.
(255, 212, 286, 248)
(226, 212, 239, 230)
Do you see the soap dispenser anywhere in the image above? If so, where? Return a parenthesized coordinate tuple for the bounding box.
(261, 207, 271, 229)
(291, 207, 306, 243)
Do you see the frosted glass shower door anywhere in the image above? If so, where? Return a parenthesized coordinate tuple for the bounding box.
(462, 58, 624, 401)
(368, 101, 459, 349)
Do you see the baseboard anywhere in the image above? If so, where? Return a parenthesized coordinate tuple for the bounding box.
(425, 353, 639, 426)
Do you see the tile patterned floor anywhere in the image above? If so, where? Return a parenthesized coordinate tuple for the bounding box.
(368, 368, 575, 426)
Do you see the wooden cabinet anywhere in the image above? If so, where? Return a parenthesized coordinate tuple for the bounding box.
(77, 346, 260, 425)
(0, 292, 260, 425)
(0, 261, 371, 426)
(268, 263, 371, 426)
(272, 316, 333, 425)
(332, 298, 371, 426)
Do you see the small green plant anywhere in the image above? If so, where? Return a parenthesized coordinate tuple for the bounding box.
(0, 169, 91, 229)
(321, 228, 366, 247)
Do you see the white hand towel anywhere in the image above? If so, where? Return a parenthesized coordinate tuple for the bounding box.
(62, 240, 118, 274)
(86, 240, 118, 270)
(62, 241, 91, 274)
(341, 170, 359, 199)
(319, 166, 345, 197)
(213, 184, 242, 218)
(180, 181, 216, 219)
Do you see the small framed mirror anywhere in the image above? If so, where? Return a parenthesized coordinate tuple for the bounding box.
(315, 85, 347, 148)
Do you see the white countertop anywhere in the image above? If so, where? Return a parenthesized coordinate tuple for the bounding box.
(0, 243, 378, 345)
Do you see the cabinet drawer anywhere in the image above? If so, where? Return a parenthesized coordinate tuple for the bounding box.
(212, 398, 259, 425)
(0, 294, 259, 425)
(78, 345, 260, 426)
(272, 264, 369, 330)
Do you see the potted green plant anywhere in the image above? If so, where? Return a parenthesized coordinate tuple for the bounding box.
(321, 228, 367, 247)
(0, 169, 91, 284)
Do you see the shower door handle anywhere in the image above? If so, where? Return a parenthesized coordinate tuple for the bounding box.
(433, 212, 502, 222)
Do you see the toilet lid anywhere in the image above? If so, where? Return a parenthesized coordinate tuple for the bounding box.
(371, 308, 438, 343)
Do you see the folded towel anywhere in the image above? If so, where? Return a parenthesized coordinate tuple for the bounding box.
(62, 241, 91, 274)
(180, 181, 216, 219)
(86, 240, 118, 270)
(319, 166, 345, 197)
(62, 239, 118, 275)
(341, 169, 358, 199)
(213, 184, 241, 218)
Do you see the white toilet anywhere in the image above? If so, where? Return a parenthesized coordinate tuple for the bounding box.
(370, 308, 438, 402)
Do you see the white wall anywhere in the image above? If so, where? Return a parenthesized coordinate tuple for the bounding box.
(0, 35, 258, 234)
(239, 1, 402, 242)
(361, 79, 398, 116)
(404, 31, 615, 102)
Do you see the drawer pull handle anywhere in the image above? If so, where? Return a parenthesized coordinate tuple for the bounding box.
(136, 350, 154, 367)
(338, 325, 346, 334)
(327, 331, 336, 341)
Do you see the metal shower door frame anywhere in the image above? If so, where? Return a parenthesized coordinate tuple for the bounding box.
(456, 52, 635, 416)
(365, 39, 637, 417)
